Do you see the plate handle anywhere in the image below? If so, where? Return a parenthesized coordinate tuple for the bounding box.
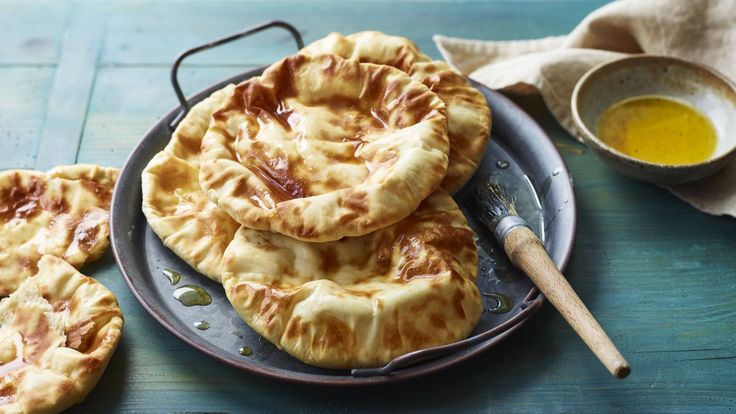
(351, 296, 544, 377)
(168, 20, 304, 131)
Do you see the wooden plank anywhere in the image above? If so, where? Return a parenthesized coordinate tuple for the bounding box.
(34, 3, 105, 170)
(0, 1, 70, 65)
(11, 0, 736, 413)
(0, 67, 56, 169)
(0, 0, 69, 170)
(76, 65, 258, 167)
(99, 0, 608, 65)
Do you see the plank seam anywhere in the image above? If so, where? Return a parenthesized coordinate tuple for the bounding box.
(33, 3, 104, 171)
(73, 21, 107, 165)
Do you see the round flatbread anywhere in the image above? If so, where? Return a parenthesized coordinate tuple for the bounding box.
(142, 85, 240, 282)
(0, 255, 123, 413)
(199, 54, 450, 242)
(222, 190, 482, 369)
(301, 31, 492, 193)
(0, 165, 118, 297)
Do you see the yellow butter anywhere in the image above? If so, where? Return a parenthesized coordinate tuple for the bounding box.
(597, 96, 717, 165)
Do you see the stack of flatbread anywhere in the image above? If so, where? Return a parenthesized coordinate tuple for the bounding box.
(0, 165, 123, 413)
(143, 32, 492, 369)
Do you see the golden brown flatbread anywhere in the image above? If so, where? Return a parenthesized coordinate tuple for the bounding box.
(199, 54, 450, 242)
(0, 165, 118, 297)
(142, 85, 240, 282)
(0, 255, 123, 413)
(301, 31, 492, 193)
(221, 191, 482, 369)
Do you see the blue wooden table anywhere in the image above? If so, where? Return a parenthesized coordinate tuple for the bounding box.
(2, 0, 735, 412)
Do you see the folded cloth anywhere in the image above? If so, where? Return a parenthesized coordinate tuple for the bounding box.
(434, 0, 736, 217)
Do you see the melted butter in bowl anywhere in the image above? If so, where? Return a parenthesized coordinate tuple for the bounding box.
(597, 95, 717, 165)
(572, 55, 736, 185)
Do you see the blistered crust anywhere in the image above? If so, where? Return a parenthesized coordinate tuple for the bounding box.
(200, 54, 450, 242)
(142, 85, 240, 282)
(0, 255, 123, 414)
(301, 31, 492, 193)
(0, 165, 118, 297)
(222, 191, 482, 369)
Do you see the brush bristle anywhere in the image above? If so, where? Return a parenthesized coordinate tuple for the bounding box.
(474, 182, 517, 230)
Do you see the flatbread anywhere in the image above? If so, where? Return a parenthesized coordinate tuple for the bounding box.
(301, 31, 492, 193)
(222, 191, 482, 369)
(0, 255, 123, 414)
(199, 54, 450, 242)
(0, 165, 118, 297)
(142, 85, 240, 282)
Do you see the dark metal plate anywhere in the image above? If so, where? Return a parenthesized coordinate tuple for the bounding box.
(110, 68, 576, 385)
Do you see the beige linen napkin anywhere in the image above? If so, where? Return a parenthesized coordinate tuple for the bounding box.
(434, 0, 736, 217)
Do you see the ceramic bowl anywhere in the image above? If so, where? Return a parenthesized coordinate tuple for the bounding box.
(571, 55, 736, 185)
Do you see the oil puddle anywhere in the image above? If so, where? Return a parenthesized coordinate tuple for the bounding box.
(173, 285, 212, 306)
(483, 292, 513, 314)
(162, 268, 181, 285)
(193, 320, 210, 330)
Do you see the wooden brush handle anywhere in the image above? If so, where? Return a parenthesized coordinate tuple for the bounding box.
(504, 226, 631, 379)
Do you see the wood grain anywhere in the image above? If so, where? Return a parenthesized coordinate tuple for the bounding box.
(2, 0, 736, 413)
(35, 4, 104, 170)
(0, 67, 55, 169)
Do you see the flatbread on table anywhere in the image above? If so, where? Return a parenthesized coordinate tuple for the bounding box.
(0, 255, 123, 414)
(301, 31, 492, 194)
(200, 53, 450, 242)
(0, 165, 118, 297)
(142, 85, 240, 282)
(221, 190, 482, 369)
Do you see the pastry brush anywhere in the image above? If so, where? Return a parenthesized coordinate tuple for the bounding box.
(476, 181, 630, 379)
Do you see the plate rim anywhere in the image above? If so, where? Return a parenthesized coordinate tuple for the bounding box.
(110, 68, 577, 386)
